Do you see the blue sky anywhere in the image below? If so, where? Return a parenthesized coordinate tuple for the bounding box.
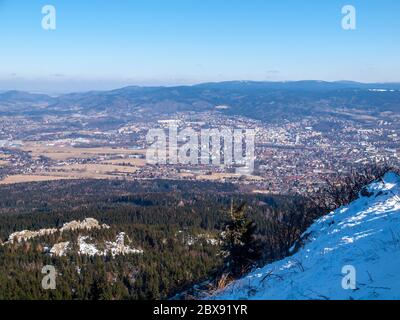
(0, 0, 399, 92)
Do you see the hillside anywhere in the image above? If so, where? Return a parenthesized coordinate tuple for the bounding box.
(2, 81, 400, 121)
(212, 172, 400, 300)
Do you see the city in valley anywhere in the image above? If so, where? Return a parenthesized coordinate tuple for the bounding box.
(1, 83, 399, 195)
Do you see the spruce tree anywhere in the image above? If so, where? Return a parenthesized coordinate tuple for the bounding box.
(221, 201, 262, 279)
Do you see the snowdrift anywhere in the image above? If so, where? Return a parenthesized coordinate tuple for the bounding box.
(212, 172, 400, 300)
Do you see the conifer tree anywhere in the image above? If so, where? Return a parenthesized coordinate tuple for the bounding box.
(221, 201, 262, 278)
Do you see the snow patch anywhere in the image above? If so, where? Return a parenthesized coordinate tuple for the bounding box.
(77, 232, 143, 257)
(50, 242, 70, 257)
(211, 172, 400, 300)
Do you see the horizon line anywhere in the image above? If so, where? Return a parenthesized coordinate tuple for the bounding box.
(2, 79, 400, 96)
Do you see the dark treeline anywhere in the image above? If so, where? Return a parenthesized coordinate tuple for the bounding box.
(0, 179, 294, 300)
(0, 179, 290, 240)
(1, 165, 396, 300)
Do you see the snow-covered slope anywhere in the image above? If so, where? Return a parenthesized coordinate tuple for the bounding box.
(212, 172, 400, 300)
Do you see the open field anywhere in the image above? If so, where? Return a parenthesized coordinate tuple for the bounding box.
(21, 143, 146, 161)
(0, 142, 266, 185)
(0, 153, 10, 166)
(47, 163, 140, 177)
(0, 143, 148, 185)
(0, 166, 138, 185)
(0, 160, 9, 166)
(0, 174, 75, 185)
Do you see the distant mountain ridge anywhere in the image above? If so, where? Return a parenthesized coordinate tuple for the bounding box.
(1, 81, 400, 122)
(3, 80, 400, 101)
(194, 80, 400, 91)
(0, 90, 55, 103)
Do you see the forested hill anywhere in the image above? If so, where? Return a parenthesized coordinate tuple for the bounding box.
(0, 179, 295, 300)
(2, 81, 400, 122)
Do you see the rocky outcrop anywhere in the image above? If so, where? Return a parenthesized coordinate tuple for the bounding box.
(4, 218, 142, 258)
(5, 218, 109, 244)
(8, 228, 58, 244)
(78, 236, 100, 256)
(60, 218, 110, 233)
(105, 232, 144, 257)
(50, 242, 70, 257)
(77, 232, 143, 257)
